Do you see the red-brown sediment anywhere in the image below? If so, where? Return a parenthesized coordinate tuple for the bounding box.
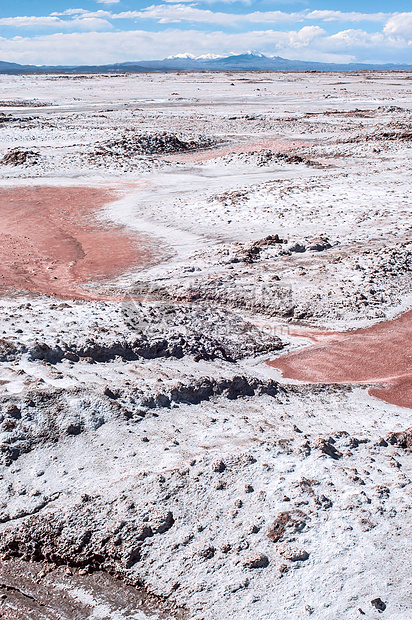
(268, 310, 412, 409)
(163, 139, 312, 163)
(0, 186, 157, 300)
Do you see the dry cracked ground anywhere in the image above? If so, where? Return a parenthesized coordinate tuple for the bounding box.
(0, 71, 411, 619)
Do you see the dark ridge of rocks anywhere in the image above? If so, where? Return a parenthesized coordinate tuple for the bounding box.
(318, 106, 404, 118)
(0, 113, 14, 124)
(133, 375, 283, 410)
(289, 242, 306, 254)
(28, 330, 282, 365)
(95, 132, 218, 157)
(24, 303, 283, 365)
(345, 122, 412, 143)
(370, 131, 412, 141)
(0, 100, 50, 107)
(376, 105, 405, 113)
(151, 375, 281, 407)
(252, 150, 319, 167)
(1, 148, 40, 166)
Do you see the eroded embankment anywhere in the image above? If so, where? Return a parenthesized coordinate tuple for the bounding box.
(163, 138, 312, 163)
(0, 558, 186, 620)
(0, 186, 159, 300)
(268, 310, 412, 409)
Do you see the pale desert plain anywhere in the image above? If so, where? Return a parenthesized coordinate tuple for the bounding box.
(0, 70, 411, 619)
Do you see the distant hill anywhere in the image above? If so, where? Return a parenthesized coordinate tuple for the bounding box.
(1, 53, 412, 74)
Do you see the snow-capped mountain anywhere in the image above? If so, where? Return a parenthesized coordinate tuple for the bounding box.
(1, 52, 411, 74)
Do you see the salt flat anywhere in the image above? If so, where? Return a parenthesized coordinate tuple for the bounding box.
(0, 71, 411, 619)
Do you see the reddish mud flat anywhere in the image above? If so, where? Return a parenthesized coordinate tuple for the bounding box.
(0, 186, 157, 300)
(163, 139, 312, 163)
(268, 310, 412, 409)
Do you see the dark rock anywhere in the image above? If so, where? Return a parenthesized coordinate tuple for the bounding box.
(211, 459, 226, 473)
(313, 438, 343, 459)
(267, 510, 307, 542)
(242, 552, 269, 569)
(371, 598, 386, 612)
(198, 546, 215, 559)
(6, 405, 21, 420)
(1, 148, 39, 166)
(386, 427, 412, 449)
(103, 387, 118, 399)
(314, 495, 333, 509)
(66, 423, 82, 436)
(308, 237, 332, 252)
(64, 351, 79, 362)
(289, 242, 306, 253)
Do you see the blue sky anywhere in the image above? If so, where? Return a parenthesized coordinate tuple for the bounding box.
(0, 1, 411, 65)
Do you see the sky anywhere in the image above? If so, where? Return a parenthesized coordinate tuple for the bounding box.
(0, 1, 411, 66)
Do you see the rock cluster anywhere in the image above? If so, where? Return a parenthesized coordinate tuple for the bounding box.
(1, 148, 39, 166)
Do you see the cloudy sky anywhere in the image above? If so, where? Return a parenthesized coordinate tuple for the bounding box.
(0, 1, 411, 66)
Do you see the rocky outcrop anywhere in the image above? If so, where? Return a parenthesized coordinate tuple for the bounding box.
(386, 427, 412, 449)
(95, 133, 217, 157)
(1, 148, 39, 166)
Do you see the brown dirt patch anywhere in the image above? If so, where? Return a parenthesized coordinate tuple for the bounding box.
(0, 186, 158, 300)
(268, 310, 412, 409)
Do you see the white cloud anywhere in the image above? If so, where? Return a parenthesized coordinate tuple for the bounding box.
(111, 6, 392, 26)
(51, 9, 112, 18)
(110, 7, 394, 27)
(0, 16, 63, 28)
(1, 26, 409, 67)
(96, 0, 120, 4)
(112, 6, 298, 25)
(51, 9, 89, 16)
(1, 7, 400, 33)
(287, 25, 326, 48)
(383, 13, 412, 40)
(72, 18, 113, 31)
(305, 10, 388, 23)
(0, 14, 112, 31)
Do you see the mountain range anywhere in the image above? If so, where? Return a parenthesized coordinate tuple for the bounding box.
(1, 52, 411, 74)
